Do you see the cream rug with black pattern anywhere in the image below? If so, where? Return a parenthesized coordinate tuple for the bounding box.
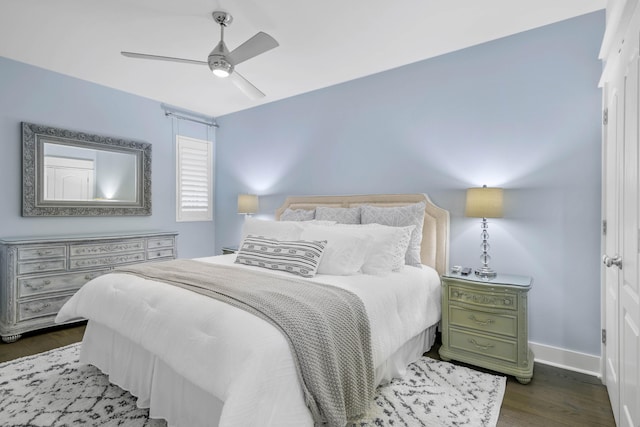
(0, 343, 505, 426)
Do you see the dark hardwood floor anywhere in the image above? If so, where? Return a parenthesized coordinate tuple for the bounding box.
(1, 325, 616, 426)
(425, 343, 616, 427)
(0, 323, 87, 364)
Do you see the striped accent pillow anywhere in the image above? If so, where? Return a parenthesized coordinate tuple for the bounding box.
(235, 235, 327, 278)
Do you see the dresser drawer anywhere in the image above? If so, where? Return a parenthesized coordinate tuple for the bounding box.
(147, 248, 175, 260)
(70, 240, 145, 257)
(449, 286, 518, 311)
(449, 327, 518, 363)
(147, 238, 175, 249)
(449, 306, 517, 338)
(18, 294, 73, 321)
(18, 246, 66, 261)
(18, 270, 107, 298)
(17, 259, 66, 275)
(69, 252, 146, 270)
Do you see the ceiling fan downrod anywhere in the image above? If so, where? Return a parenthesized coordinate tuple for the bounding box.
(208, 12, 234, 77)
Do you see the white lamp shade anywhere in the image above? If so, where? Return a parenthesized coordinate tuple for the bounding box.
(237, 194, 258, 214)
(465, 187, 504, 218)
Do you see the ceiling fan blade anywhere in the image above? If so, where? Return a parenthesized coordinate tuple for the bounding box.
(121, 51, 207, 66)
(229, 71, 265, 99)
(226, 32, 279, 66)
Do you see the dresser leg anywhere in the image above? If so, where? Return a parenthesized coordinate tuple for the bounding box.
(515, 376, 532, 385)
(2, 334, 22, 343)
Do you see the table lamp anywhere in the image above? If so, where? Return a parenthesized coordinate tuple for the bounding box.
(237, 194, 258, 216)
(465, 185, 503, 278)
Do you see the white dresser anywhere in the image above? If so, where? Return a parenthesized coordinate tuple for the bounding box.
(0, 231, 178, 343)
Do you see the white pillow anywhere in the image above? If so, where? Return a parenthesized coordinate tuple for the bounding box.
(334, 224, 415, 275)
(300, 224, 370, 275)
(360, 202, 426, 267)
(241, 217, 304, 241)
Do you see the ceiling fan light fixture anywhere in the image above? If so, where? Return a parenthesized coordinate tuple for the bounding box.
(209, 55, 233, 78)
(212, 67, 230, 78)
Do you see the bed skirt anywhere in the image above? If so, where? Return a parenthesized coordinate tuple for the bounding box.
(80, 320, 438, 427)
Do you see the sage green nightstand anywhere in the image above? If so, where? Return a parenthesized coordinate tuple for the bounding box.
(438, 272, 534, 384)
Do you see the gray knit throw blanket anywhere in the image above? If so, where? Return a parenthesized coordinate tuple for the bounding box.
(115, 259, 375, 426)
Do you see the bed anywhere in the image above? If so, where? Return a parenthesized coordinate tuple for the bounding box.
(56, 193, 449, 427)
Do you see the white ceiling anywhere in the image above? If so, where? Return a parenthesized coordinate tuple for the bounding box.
(0, 0, 604, 118)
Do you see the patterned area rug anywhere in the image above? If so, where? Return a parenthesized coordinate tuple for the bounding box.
(0, 343, 505, 427)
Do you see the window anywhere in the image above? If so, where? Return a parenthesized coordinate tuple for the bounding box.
(176, 135, 213, 222)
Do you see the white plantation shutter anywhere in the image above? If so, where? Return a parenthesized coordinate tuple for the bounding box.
(176, 135, 213, 222)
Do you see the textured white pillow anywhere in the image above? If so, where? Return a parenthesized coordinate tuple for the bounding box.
(241, 217, 305, 241)
(280, 208, 315, 221)
(360, 202, 426, 267)
(300, 224, 370, 275)
(315, 206, 361, 224)
(334, 224, 415, 275)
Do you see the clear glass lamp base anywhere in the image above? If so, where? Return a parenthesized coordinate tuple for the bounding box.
(475, 266, 497, 278)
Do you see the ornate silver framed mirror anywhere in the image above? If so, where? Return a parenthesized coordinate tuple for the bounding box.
(22, 122, 152, 216)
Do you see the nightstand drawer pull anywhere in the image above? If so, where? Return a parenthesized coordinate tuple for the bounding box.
(468, 338, 495, 350)
(468, 314, 494, 326)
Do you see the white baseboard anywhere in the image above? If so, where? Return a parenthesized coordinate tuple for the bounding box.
(529, 341, 602, 379)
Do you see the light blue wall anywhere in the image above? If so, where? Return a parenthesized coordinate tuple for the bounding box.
(215, 11, 605, 356)
(0, 57, 216, 259)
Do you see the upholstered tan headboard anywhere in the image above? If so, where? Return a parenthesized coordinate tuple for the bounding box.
(275, 194, 450, 276)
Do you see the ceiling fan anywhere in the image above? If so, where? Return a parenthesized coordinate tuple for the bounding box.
(121, 11, 279, 100)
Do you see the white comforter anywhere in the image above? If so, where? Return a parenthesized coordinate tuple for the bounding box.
(56, 255, 441, 426)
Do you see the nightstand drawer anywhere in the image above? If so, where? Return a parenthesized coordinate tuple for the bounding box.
(449, 306, 517, 337)
(449, 327, 518, 363)
(449, 286, 517, 311)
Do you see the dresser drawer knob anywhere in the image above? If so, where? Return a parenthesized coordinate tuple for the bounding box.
(468, 338, 495, 351)
(24, 302, 51, 313)
(37, 250, 53, 256)
(468, 314, 494, 326)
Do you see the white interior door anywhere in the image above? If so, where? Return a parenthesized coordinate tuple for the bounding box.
(44, 156, 95, 201)
(603, 81, 621, 425)
(602, 8, 640, 426)
(618, 27, 639, 427)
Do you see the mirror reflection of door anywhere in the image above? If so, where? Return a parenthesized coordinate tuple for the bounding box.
(44, 156, 95, 201)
